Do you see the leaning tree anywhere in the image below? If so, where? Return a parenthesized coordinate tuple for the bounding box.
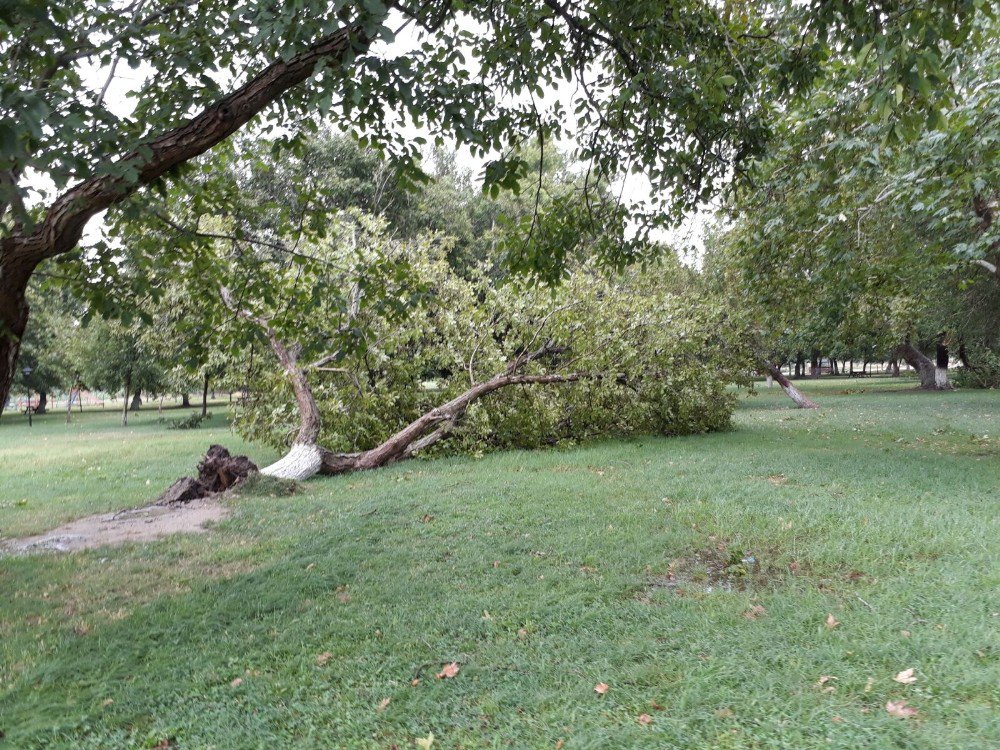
(0, 0, 982, 410)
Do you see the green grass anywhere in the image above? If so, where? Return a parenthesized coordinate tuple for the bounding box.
(1, 380, 997, 749)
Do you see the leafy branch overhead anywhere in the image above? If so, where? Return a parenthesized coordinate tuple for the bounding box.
(0, 0, 989, 410)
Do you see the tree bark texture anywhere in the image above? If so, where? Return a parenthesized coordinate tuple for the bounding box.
(202, 374, 210, 417)
(0, 264, 31, 422)
(935, 338, 952, 390)
(129, 389, 142, 411)
(35, 390, 47, 414)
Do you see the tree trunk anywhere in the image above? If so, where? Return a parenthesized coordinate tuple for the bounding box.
(958, 343, 973, 370)
(181, 393, 191, 408)
(35, 390, 47, 414)
(809, 350, 820, 378)
(66, 386, 76, 424)
(895, 342, 937, 389)
(129, 389, 142, 411)
(763, 361, 819, 409)
(935, 337, 952, 390)
(121, 376, 131, 427)
(202, 373, 210, 417)
(0, 264, 31, 423)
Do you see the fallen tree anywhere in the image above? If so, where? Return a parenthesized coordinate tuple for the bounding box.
(214, 236, 745, 481)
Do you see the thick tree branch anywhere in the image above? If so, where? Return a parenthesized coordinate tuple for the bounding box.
(8, 22, 370, 268)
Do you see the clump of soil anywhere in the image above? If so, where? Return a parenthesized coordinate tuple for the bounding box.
(157, 445, 258, 504)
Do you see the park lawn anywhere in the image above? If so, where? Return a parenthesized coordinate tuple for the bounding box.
(0, 399, 278, 538)
(0, 380, 997, 749)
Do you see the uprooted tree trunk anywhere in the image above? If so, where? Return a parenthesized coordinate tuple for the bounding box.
(895, 342, 950, 390)
(762, 360, 819, 409)
(157, 445, 258, 504)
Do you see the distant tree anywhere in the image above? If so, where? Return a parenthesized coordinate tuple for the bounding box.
(10, 281, 76, 413)
(70, 317, 166, 426)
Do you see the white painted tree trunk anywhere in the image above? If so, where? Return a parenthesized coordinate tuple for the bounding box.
(935, 366, 950, 390)
(261, 442, 323, 481)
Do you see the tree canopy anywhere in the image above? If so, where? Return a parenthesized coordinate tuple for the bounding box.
(1, 0, 990, 409)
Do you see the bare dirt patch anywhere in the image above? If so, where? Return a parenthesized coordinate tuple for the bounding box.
(1, 497, 230, 555)
(638, 545, 781, 602)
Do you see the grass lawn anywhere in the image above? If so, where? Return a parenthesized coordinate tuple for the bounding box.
(1, 379, 997, 749)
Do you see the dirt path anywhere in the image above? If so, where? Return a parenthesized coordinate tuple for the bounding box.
(1, 498, 230, 554)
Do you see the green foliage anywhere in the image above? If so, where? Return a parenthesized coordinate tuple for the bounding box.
(10, 280, 77, 397)
(5, 0, 984, 281)
(69, 316, 166, 397)
(705, 16, 999, 366)
(953, 347, 1000, 389)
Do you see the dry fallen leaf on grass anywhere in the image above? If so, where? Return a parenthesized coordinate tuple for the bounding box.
(594, 682, 609, 695)
(377, 697, 391, 712)
(437, 662, 460, 679)
(743, 605, 767, 620)
(864, 676, 875, 692)
(230, 677, 243, 687)
(825, 613, 840, 629)
(316, 651, 333, 666)
(415, 732, 435, 749)
(885, 699, 919, 718)
(893, 668, 917, 684)
(637, 713, 653, 725)
(715, 708, 735, 719)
